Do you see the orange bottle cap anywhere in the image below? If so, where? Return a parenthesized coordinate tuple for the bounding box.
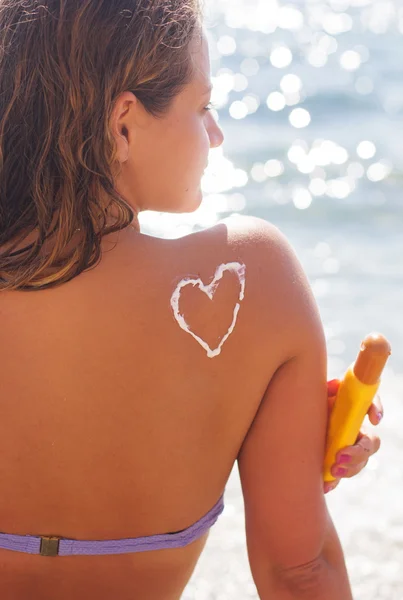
(353, 333, 391, 385)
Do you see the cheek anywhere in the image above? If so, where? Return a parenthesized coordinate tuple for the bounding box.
(178, 114, 209, 156)
(126, 114, 209, 211)
(191, 120, 211, 179)
(164, 116, 209, 182)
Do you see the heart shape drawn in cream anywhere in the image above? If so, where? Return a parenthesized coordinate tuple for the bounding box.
(170, 262, 246, 358)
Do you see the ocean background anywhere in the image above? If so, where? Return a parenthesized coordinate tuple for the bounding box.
(140, 1, 403, 597)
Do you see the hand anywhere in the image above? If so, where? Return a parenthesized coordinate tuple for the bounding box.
(324, 379, 383, 494)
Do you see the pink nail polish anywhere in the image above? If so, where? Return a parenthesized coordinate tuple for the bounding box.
(336, 467, 347, 477)
(337, 454, 351, 464)
(377, 412, 383, 422)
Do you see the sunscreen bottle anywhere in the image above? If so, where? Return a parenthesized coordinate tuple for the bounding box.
(323, 333, 391, 482)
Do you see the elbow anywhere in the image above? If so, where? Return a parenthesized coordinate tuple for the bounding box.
(273, 556, 330, 598)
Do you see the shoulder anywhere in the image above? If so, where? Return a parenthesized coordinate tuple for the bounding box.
(221, 216, 302, 280)
(178, 215, 321, 357)
(199, 215, 312, 314)
(220, 214, 282, 242)
(177, 214, 313, 308)
(197, 214, 286, 249)
(179, 215, 297, 273)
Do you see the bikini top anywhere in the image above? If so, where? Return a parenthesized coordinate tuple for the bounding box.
(0, 493, 225, 557)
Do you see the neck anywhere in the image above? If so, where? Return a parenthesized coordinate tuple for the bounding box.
(129, 213, 141, 233)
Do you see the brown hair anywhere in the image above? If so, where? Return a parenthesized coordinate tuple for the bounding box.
(0, 0, 201, 291)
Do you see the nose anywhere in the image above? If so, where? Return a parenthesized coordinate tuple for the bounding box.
(208, 115, 224, 149)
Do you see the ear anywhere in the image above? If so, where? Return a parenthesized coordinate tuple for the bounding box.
(110, 91, 137, 164)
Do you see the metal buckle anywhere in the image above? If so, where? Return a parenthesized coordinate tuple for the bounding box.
(40, 536, 60, 557)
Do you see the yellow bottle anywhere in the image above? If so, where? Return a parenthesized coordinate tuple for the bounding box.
(323, 333, 391, 482)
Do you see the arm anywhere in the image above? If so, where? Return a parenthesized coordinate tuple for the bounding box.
(236, 219, 353, 599)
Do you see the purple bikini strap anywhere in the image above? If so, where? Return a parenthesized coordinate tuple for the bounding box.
(0, 494, 225, 557)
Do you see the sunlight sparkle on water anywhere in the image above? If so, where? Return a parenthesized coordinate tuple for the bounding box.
(322, 12, 353, 35)
(211, 72, 234, 109)
(284, 77, 302, 103)
(229, 101, 248, 119)
(357, 141, 377, 159)
(297, 156, 316, 174)
(347, 162, 366, 179)
(285, 92, 301, 106)
(293, 188, 313, 210)
(367, 161, 393, 182)
(308, 48, 329, 68)
(308, 147, 331, 168)
(340, 50, 362, 71)
(251, 163, 267, 183)
(233, 73, 249, 92)
(331, 146, 349, 165)
(202, 148, 249, 194)
(288, 141, 309, 164)
(317, 34, 338, 54)
(312, 141, 349, 166)
(217, 35, 237, 56)
(242, 94, 260, 114)
(280, 74, 302, 94)
(265, 160, 285, 178)
(277, 5, 304, 31)
(309, 178, 327, 197)
(326, 178, 354, 199)
(202, 148, 249, 193)
(270, 46, 293, 68)
(266, 91, 286, 112)
(289, 108, 311, 128)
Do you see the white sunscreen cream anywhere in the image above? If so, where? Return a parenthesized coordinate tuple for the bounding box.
(170, 262, 246, 358)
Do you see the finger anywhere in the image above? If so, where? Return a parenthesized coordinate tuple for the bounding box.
(355, 430, 365, 442)
(331, 434, 381, 478)
(368, 394, 384, 425)
(341, 433, 381, 462)
(328, 395, 336, 412)
(324, 478, 341, 494)
(327, 379, 340, 397)
(357, 432, 381, 457)
(327, 379, 340, 412)
(332, 460, 369, 480)
(352, 426, 376, 445)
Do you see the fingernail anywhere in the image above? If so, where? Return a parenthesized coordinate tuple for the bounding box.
(377, 412, 383, 422)
(336, 467, 347, 477)
(325, 483, 336, 494)
(337, 454, 351, 465)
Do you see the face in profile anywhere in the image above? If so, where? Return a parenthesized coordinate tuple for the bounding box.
(111, 29, 224, 216)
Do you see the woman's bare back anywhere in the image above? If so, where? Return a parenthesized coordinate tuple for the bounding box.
(0, 217, 293, 599)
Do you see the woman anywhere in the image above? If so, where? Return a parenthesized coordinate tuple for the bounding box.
(0, 1, 383, 598)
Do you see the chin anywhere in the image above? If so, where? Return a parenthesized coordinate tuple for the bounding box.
(149, 188, 203, 214)
(178, 188, 203, 214)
